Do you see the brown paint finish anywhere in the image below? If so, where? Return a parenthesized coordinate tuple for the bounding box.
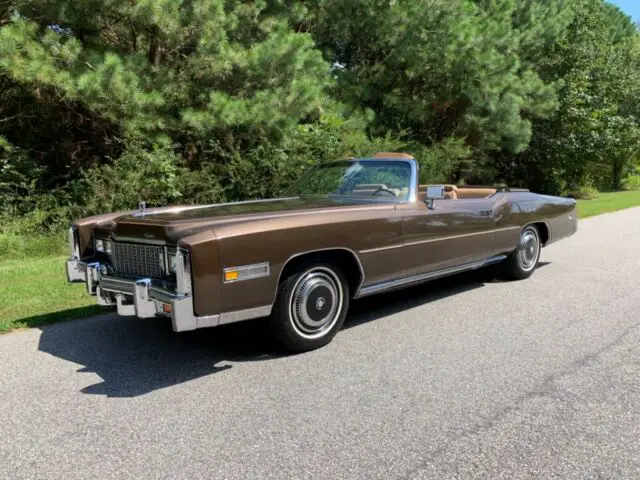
(73, 211, 132, 257)
(69, 155, 578, 319)
(73, 205, 204, 254)
(396, 197, 500, 278)
(178, 229, 221, 318)
(215, 205, 404, 312)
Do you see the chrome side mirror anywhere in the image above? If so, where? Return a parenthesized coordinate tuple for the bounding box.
(424, 185, 445, 209)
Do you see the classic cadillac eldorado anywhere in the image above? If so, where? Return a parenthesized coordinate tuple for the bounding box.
(66, 152, 578, 352)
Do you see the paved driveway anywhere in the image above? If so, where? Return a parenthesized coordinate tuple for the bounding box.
(1, 207, 640, 479)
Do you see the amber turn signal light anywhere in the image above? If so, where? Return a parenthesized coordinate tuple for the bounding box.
(224, 270, 239, 282)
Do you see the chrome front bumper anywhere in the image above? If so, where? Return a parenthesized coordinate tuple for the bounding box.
(65, 258, 218, 332)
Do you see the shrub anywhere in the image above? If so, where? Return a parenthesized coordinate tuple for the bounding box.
(622, 166, 640, 190)
(1, 106, 460, 258)
(80, 144, 188, 213)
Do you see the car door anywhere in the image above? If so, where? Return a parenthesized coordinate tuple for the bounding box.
(394, 196, 501, 280)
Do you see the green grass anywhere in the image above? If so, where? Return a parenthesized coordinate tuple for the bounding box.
(576, 189, 640, 219)
(0, 256, 104, 333)
(0, 230, 67, 261)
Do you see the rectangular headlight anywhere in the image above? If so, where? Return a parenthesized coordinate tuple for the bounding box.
(94, 238, 112, 255)
(168, 252, 178, 273)
(68, 227, 78, 258)
(175, 248, 192, 295)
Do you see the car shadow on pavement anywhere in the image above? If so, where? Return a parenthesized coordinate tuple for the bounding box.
(37, 312, 278, 398)
(36, 264, 546, 398)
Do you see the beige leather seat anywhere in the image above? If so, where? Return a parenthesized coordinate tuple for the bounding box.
(417, 184, 497, 201)
(418, 184, 458, 201)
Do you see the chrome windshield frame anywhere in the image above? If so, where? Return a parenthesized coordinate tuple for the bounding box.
(283, 158, 419, 204)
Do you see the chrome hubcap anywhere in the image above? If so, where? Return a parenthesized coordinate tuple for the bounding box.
(518, 229, 539, 271)
(289, 268, 343, 339)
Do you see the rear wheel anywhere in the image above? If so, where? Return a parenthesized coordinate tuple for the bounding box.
(270, 262, 350, 353)
(500, 225, 541, 280)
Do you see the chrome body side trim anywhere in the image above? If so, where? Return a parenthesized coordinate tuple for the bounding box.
(356, 254, 507, 298)
(359, 243, 404, 254)
(218, 305, 273, 325)
(404, 229, 490, 247)
(495, 226, 522, 233)
(358, 225, 522, 254)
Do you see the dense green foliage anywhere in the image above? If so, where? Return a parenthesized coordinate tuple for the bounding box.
(1, 0, 640, 241)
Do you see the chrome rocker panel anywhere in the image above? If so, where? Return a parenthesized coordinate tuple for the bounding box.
(65, 258, 272, 332)
(356, 254, 507, 298)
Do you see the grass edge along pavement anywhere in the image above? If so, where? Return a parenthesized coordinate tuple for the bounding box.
(0, 255, 103, 333)
(1, 189, 639, 333)
(575, 189, 640, 219)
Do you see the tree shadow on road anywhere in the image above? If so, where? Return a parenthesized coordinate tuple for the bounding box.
(36, 264, 538, 398)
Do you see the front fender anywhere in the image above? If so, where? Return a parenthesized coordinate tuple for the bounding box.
(178, 230, 222, 318)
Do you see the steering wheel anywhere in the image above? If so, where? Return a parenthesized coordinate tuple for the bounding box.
(372, 187, 397, 198)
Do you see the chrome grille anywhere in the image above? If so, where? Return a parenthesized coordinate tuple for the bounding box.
(112, 242, 164, 278)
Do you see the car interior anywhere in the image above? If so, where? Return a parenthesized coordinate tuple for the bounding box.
(349, 152, 498, 201)
(350, 183, 497, 200)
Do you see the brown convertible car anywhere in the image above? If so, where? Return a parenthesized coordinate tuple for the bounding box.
(66, 152, 578, 351)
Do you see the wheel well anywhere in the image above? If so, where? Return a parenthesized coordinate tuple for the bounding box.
(531, 222, 550, 246)
(278, 249, 364, 297)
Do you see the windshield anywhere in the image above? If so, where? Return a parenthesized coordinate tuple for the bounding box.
(284, 160, 412, 201)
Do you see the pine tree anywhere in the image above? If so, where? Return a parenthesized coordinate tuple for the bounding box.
(0, 0, 332, 154)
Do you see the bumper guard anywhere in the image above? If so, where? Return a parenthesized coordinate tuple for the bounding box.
(65, 258, 219, 332)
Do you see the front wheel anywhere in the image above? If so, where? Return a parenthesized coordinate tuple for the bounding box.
(500, 225, 541, 280)
(270, 262, 350, 353)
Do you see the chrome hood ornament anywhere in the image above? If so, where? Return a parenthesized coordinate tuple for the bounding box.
(133, 201, 146, 217)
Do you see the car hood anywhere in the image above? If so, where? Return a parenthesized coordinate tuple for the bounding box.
(94, 196, 392, 243)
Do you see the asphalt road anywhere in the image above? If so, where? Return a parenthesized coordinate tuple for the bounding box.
(2, 207, 640, 480)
